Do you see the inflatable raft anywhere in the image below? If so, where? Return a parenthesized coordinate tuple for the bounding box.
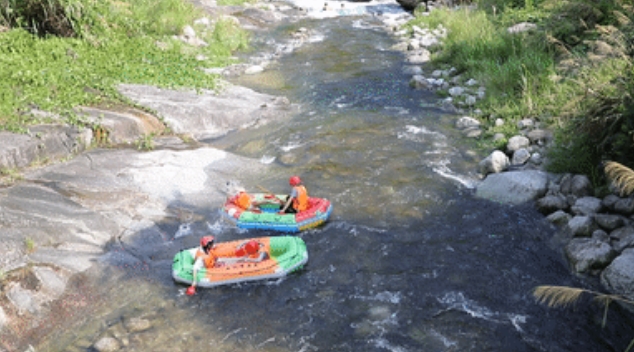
(172, 236, 308, 288)
(223, 193, 333, 232)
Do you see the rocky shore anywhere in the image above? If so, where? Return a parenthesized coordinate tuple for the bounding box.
(388, 0, 634, 300)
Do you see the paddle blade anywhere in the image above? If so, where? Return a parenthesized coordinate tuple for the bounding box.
(186, 286, 196, 296)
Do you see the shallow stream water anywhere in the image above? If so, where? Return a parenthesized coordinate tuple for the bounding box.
(33, 1, 634, 351)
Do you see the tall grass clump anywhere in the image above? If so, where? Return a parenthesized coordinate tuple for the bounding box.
(0, 0, 249, 132)
(408, 7, 557, 123)
(408, 0, 634, 187)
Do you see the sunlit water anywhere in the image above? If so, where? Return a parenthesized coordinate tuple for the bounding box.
(33, 2, 634, 351)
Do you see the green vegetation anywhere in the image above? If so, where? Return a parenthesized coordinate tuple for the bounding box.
(0, 0, 250, 133)
(408, 0, 634, 188)
(24, 237, 35, 253)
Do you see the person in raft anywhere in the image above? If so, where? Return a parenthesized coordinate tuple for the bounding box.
(233, 186, 282, 212)
(190, 235, 218, 292)
(279, 175, 309, 214)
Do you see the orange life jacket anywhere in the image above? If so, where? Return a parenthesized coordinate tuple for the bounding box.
(293, 185, 308, 212)
(236, 192, 252, 210)
(195, 248, 217, 268)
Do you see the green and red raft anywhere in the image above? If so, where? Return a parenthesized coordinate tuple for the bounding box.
(222, 193, 333, 232)
(172, 236, 308, 288)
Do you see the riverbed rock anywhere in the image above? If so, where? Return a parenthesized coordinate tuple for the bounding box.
(477, 150, 510, 176)
(565, 237, 616, 273)
(124, 317, 152, 333)
(93, 336, 121, 352)
(117, 82, 298, 140)
(0, 124, 91, 171)
(609, 226, 634, 253)
(78, 107, 165, 146)
(546, 210, 572, 226)
(506, 135, 530, 153)
(601, 248, 634, 300)
(594, 214, 626, 231)
(560, 174, 593, 198)
(475, 170, 548, 205)
(566, 215, 597, 237)
(614, 198, 634, 215)
(570, 196, 604, 216)
(536, 194, 568, 214)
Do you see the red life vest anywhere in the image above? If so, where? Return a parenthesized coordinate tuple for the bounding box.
(293, 185, 308, 212)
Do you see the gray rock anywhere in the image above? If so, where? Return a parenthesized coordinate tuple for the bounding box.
(511, 148, 531, 165)
(506, 135, 530, 153)
(565, 237, 616, 273)
(601, 248, 634, 300)
(570, 175, 593, 197)
(603, 194, 622, 211)
(609, 226, 634, 253)
(536, 194, 568, 214)
(455, 116, 480, 130)
(594, 214, 626, 231)
(566, 215, 597, 237)
(6, 284, 40, 314)
(477, 150, 510, 175)
(592, 229, 610, 242)
(526, 129, 553, 146)
(614, 198, 634, 215)
(507, 22, 538, 34)
(124, 317, 152, 333)
(570, 196, 603, 216)
(546, 210, 572, 226)
(93, 336, 121, 352)
(78, 107, 164, 146)
(117, 82, 298, 140)
(0, 125, 91, 171)
(475, 170, 548, 205)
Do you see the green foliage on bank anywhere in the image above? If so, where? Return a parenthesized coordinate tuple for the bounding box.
(0, 0, 250, 132)
(408, 0, 634, 187)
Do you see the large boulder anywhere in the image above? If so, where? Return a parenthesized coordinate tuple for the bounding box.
(475, 170, 548, 205)
(117, 82, 298, 140)
(601, 248, 634, 300)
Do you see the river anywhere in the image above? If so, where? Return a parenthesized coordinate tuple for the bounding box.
(33, 1, 634, 351)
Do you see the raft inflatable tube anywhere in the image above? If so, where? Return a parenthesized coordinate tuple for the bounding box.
(172, 236, 308, 288)
(223, 193, 333, 233)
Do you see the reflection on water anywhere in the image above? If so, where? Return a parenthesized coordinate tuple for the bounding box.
(33, 2, 634, 352)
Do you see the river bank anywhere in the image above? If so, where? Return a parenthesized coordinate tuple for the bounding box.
(1, 1, 634, 351)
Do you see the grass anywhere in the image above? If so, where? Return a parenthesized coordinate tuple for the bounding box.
(407, 0, 634, 188)
(0, 0, 250, 133)
(24, 237, 35, 253)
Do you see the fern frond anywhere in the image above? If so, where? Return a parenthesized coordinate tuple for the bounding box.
(533, 285, 585, 308)
(604, 161, 634, 196)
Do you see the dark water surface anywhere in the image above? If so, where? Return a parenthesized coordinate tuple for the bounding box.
(35, 2, 634, 352)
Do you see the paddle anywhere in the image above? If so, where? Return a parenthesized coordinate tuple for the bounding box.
(257, 185, 283, 204)
(186, 285, 196, 296)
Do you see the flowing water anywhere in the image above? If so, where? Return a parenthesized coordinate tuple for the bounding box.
(34, 1, 634, 351)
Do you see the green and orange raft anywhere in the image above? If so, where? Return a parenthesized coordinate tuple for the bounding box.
(172, 236, 308, 288)
(222, 193, 333, 232)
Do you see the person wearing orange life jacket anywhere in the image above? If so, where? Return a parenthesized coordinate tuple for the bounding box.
(232, 186, 282, 212)
(279, 176, 308, 214)
(188, 235, 218, 294)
